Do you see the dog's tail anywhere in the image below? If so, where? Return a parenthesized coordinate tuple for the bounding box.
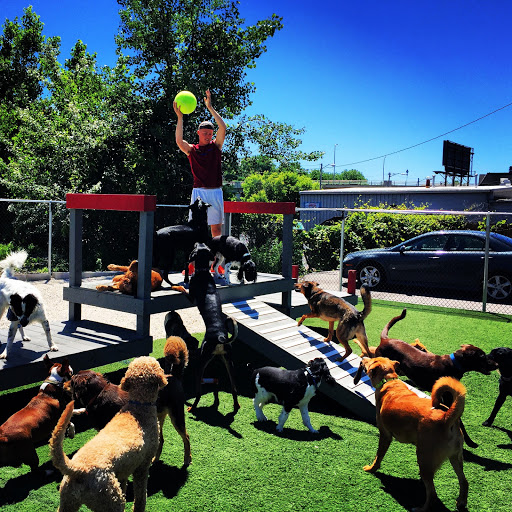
(380, 308, 407, 341)
(0, 250, 28, 277)
(164, 336, 189, 376)
(359, 285, 372, 321)
(50, 400, 80, 477)
(431, 376, 466, 428)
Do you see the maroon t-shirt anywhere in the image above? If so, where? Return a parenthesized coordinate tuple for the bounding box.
(187, 142, 222, 188)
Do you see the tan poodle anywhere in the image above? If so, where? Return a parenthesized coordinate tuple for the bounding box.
(50, 356, 167, 512)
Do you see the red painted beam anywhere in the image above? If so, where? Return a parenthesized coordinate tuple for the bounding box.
(224, 201, 295, 215)
(66, 194, 157, 212)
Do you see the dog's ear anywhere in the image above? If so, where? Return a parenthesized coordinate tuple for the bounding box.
(9, 293, 23, 316)
(43, 353, 52, 370)
(353, 360, 365, 384)
(119, 376, 130, 392)
(22, 294, 39, 317)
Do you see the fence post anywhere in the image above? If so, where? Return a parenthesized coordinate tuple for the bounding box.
(338, 211, 346, 291)
(482, 213, 491, 312)
(48, 202, 52, 276)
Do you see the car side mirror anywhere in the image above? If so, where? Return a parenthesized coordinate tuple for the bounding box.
(399, 245, 406, 254)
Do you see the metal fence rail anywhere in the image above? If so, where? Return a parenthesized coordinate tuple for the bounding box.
(2, 198, 512, 315)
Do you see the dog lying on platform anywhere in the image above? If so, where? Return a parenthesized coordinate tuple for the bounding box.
(208, 235, 257, 285)
(0, 250, 57, 359)
(294, 281, 371, 362)
(51, 356, 167, 512)
(96, 260, 162, 295)
(69, 338, 192, 467)
(0, 355, 73, 471)
(172, 242, 239, 412)
(153, 197, 211, 285)
(251, 358, 335, 433)
(482, 347, 512, 427)
(354, 356, 468, 512)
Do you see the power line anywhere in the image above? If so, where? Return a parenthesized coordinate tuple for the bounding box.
(335, 100, 512, 167)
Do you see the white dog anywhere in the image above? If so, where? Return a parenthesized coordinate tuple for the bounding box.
(0, 250, 57, 359)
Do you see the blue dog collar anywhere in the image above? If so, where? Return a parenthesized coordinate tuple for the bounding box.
(450, 353, 462, 370)
(305, 367, 318, 389)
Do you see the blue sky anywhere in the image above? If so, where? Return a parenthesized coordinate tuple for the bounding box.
(2, 0, 512, 184)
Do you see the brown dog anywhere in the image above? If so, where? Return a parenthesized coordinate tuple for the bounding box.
(374, 308, 497, 390)
(70, 337, 191, 467)
(294, 281, 371, 361)
(0, 354, 73, 471)
(355, 356, 468, 512)
(51, 356, 167, 512)
(96, 260, 162, 295)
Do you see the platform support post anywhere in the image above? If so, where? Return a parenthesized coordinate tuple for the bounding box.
(136, 210, 154, 338)
(69, 209, 83, 321)
(281, 213, 293, 316)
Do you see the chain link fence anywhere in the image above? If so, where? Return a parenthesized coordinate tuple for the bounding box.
(2, 198, 512, 315)
(297, 207, 512, 315)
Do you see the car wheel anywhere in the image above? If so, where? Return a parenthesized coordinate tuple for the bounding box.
(357, 262, 385, 289)
(487, 273, 512, 301)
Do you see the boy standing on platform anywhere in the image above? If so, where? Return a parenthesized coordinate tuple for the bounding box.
(174, 89, 226, 237)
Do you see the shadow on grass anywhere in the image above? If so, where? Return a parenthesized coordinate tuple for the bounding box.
(124, 461, 188, 501)
(186, 394, 242, 439)
(373, 472, 451, 512)
(463, 448, 512, 470)
(0, 459, 61, 507)
(252, 420, 342, 441)
(492, 425, 512, 449)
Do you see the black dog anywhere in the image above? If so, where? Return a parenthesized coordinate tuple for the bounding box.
(172, 243, 239, 412)
(208, 235, 257, 285)
(483, 347, 512, 427)
(153, 197, 210, 285)
(164, 310, 200, 359)
(251, 358, 335, 433)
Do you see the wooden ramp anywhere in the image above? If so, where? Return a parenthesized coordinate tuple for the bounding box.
(223, 298, 378, 423)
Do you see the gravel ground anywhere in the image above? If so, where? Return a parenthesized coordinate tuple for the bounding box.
(0, 276, 205, 340)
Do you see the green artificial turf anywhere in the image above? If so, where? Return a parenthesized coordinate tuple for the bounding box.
(1, 302, 511, 511)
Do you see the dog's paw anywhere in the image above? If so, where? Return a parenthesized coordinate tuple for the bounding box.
(363, 464, 378, 473)
(255, 415, 268, 422)
(482, 419, 493, 427)
(0, 351, 7, 359)
(49, 345, 59, 352)
(22, 335, 31, 341)
(276, 426, 284, 432)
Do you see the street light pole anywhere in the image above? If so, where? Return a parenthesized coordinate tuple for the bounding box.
(333, 144, 338, 179)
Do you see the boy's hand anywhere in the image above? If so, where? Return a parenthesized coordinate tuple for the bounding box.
(204, 89, 212, 109)
(173, 100, 183, 118)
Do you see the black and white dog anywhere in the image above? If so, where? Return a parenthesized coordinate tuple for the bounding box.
(153, 197, 211, 285)
(250, 358, 335, 433)
(208, 235, 257, 285)
(0, 251, 57, 359)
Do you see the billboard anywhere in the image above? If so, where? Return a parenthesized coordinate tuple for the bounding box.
(442, 140, 473, 174)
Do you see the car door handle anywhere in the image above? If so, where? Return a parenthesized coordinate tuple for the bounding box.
(428, 256, 440, 259)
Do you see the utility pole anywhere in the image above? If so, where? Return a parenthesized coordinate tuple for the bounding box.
(319, 163, 323, 189)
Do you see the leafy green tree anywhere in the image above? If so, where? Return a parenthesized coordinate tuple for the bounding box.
(115, 0, 283, 204)
(337, 169, 366, 181)
(242, 171, 318, 204)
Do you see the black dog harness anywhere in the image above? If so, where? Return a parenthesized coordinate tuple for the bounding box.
(305, 367, 318, 390)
